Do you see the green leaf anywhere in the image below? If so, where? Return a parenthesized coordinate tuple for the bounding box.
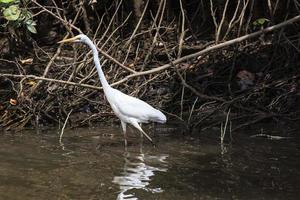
(253, 18, 269, 26)
(24, 10, 32, 20)
(3, 5, 21, 21)
(25, 19, 36, 26)
(18, 12, 26, 21)
(257, 18, 266, 25)
(0, 0, 15, 3)
(26, 24, 37, 33)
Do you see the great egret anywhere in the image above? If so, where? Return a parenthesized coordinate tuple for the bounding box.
(58, 34, 166, 144)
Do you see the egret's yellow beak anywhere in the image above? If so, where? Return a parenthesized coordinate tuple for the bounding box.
(57, 35, 80, 44)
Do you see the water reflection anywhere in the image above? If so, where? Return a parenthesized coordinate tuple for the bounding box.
(113, 145, 168, 200)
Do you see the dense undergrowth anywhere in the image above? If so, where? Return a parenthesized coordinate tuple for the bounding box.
(0, 0, 299, 135)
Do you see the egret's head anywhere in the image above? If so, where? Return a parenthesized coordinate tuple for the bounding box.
(58, 34, 90, 44)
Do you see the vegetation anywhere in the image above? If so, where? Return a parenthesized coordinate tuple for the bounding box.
(0, 0, 299, 134)
(1, 0, 36, 33)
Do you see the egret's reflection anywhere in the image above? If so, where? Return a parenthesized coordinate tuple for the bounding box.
(113, 144, 168, 200)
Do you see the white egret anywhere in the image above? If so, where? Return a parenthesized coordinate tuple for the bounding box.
(58, 34, 166, 144)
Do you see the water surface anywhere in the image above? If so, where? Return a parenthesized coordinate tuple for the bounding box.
(0, 126, 299, 199)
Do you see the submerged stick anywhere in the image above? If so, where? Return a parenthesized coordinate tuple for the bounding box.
(250, 134, 292, 140)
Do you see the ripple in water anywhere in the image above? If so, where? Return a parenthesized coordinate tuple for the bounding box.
(113, 148, 168, 200)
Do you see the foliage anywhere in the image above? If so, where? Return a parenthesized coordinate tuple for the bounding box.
(253, 18, 270, 28)
(0, 0, 36, 33)
(0, 0, 15, 3)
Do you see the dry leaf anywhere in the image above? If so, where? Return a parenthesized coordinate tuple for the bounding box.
(26, 80, 36, 86)
(20, 58, 33, 64)
(155, 42, 164, 47)
(10, 99, 17, 106)
(207, 68, 214, 75)
(180, 63, 190, 69)
(188, 64, 195, 69)
(237, 70, 255, 90)
(237, 70, 255, 81)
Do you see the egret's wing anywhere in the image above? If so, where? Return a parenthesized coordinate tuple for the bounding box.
(113, 89, 166, 123)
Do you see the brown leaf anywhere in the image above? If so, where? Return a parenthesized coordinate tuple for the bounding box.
(10, 99, 17, 106)
(237, 70, 255, 82)
(237, 70, 255, 90)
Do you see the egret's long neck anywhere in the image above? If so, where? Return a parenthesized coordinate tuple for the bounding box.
(87, 41, 111, 93)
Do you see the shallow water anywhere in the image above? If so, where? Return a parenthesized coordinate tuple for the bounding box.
(0, 126, 299, 200)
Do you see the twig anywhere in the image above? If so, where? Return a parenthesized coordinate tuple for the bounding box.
(31, 4, 83, 93)
(250, 134, 291, 140)
(98, 0, 123, 44)
(0, 73, 102, 90)
(125, 0, 149, 47)
(231, 114, 274, 132)
(216, 0, 230, 42)
(143, 0, 166, 65)
(32, 0, 82, 33)
(209, 0, 218, 32)
(97, 47, 137, 73)
(188, 97, 198, 125)
(109, 15, 300, 86)
(176, 68, 225, 102)
(2, 16, 299, 97)
(59, 109, 73, 145)
(220, 108, 231, 144)
(178, 0, 186, 58)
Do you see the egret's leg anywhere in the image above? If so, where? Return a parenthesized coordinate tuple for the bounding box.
(131, 121, 154, 144)
(138, 123, 144, 143)
(152, 122, 156, 137)
(121, 121, 127, 147)
(139, 123, 143, 139)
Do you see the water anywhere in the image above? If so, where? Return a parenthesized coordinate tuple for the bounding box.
(0, 126, 299, 200)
